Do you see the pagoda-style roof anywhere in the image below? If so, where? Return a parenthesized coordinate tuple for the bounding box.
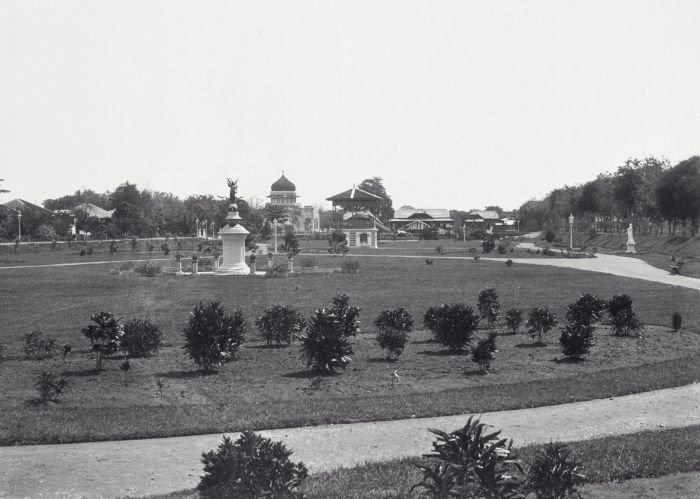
(326, 186, 381, 203)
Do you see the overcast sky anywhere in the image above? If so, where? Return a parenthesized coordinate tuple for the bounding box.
(1, 1, 699, 211)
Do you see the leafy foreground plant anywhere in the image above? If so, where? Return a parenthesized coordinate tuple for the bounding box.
(34, 370, 71, 403)
(560, 322, 595, 360)
(375, 307, 414, 360)
(256, 305, 307, 346)
(504, 308, 523, 334)
(565, 293, 606, 327)
(300, 294, 360, 374)
(121, 318, 163, 357)
(414, 416, 523, 498)
(23, 330, 57, 360)
(198, 431, 308, 499)
(526, 442, 585, 499)
(183, 301, 246, 372)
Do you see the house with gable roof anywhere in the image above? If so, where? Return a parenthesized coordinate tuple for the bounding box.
(389, 206, 454, 234)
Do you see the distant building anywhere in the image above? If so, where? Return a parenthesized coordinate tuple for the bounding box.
(267, 173, 319, 234)
(463, 210, 502, 233)
(326, 185, 387, 248)
(389, 206, 454, 234)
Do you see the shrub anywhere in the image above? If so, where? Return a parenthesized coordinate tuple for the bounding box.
(130, 237, 138, 251)
(121, 319, 163, 357)
(374, 308, 414, 360)
(672, 312, 682, 332)
(23, 330, 57, 360)
(282, 231, 300, 257)
(481, 237, 495, 253)
(423, 304, 480, 351)
(565, 293, 606, 326)
(265, 262, 289, 278)
(526, 442, 585, 499)
(607, 294, 643, 336)
(109, 240, 118, 254)
(328, 230, 349, 254)
(340, 258, 360, 274)
(469, 230, 488, 240)
(477, 288, 500, 328)
(198, 432, 308, 499)
(299, 256, 318, 269)
(416, 416, 523, 498)
(425, 258, 434, 265)
(183, 301, 246, 371)
(505, 259, 513, 267)
(497, 243, 507, 254)
(299, 294, 359, 374)
(471, 332, 498, 373)
(135, 262, 161, 277)
(34, 370, 71, 403)
(560, 322, 595, 359)
(545, 231, 555, 243)
(504, 308, 523, 334)
(526, 307, 558, 344)
(435, 245, 445, 255)
(160, 242, 170, 256)
(256, 305, 307, 346)
(81, 312, 124, 370)
(420, 227, 439, 240)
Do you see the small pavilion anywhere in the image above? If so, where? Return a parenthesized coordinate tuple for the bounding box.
(326, 185, 382, 248)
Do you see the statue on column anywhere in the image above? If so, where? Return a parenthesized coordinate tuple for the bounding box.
(227, 178, 238, 204)
(626, 223, 635, 244)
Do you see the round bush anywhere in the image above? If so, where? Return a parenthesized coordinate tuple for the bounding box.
(183, 301, 246, 371)
(121, 318, 163, 357)
(424, 304, 480, 351)
(256, 305, 307, 346)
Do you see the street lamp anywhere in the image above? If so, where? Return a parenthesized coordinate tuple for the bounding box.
(568, 213, 574, 250)
(273, 218, 279, 254)
(17, 210, 22, 242)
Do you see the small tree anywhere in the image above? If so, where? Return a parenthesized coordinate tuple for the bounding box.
(545, 231, 556, 243)
(23, 330, 57, 360)
(121, 318, 163, 357)
(526, 442, 585, 499)
(526, 307, 558, 344)
(282, 230, 300, 257)
(477, 288, 500, 328)
(481, 237, 496, 254)
(471, 332, 498, 373)
(672, 312, 682, 332)
(81, 312, 124, 370)
(559, 322, 595, 360)
(328, 230, 349, 254)
(183, 301, 246, 372)
(504, 308, 523, 334)
(34, 370, 71, 403)
(423, 304, 480, 351)
(299, 294, 359, 374)
(565, 293, 606, 326)
(607, 294, 643, 336)
(374, 308, 414, 360)
(256, 305, 307, 346)
(198, 432, 308, 498)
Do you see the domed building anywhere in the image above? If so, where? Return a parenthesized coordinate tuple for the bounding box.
(267, 173, 319, 234)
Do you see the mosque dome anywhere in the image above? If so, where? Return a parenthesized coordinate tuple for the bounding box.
(271, 174, 296, 192)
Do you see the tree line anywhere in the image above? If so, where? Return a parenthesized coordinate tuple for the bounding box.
(517, 155, 700, 235)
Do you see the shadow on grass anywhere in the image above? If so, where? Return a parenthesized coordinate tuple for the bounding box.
(418, 349, 465, 357)
(554, 357, 586, 364)
(411, 339, 436, 345)
(60, 369, 103, 377)
(366, 357, 398, 363)
(157, 370, 218, 379)
(247, 344, 291, 350)
(515, 342, 547, 348)
(283, 370, 329, 379)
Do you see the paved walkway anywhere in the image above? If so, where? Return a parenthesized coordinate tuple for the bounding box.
(1, 384, 698, 498)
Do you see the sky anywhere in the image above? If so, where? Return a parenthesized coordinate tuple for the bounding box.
(1, 0, 699, 212)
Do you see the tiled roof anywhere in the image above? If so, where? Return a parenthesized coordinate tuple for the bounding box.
(74, 203, 114, 219)
(467, 210, 501, 220)
(392, 207, 450, 220)
(327, 186, 381, 202)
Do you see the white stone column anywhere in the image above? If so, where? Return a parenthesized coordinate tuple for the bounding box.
(217, 223, 250, 275)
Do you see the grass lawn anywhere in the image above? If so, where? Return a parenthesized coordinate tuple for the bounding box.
(1, 249, 698, 445)
(139, 425, 700, 498)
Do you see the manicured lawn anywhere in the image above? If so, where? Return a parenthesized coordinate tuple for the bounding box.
(139, 425, 700, 499)
(1, 251, 698, 444)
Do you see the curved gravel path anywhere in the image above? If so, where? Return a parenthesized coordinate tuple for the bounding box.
(1, 384, 698, 498)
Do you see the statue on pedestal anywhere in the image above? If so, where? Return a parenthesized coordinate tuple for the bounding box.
(626, 223, 636, 253)
(227, 178, 238, 204)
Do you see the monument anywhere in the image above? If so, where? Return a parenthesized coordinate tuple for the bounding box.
(625, 223, 636, 254)
(217, 178, 250, 275)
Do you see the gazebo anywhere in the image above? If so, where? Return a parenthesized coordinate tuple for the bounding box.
(326, 185, 381, 248)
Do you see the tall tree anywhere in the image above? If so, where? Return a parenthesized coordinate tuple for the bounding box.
(656, 156, 700, 234)
(358, 177, 394, 221)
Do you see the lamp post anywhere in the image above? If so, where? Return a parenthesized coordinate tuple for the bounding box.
(273, 218, 279, 254)
(17, 210, 22, 242)
(568, 213, 574, 250)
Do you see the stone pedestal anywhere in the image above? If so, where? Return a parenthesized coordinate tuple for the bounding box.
(217, 223, 250, 275)
(626, 242, 636, 254)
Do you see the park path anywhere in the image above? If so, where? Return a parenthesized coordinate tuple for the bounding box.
(1, 384, 698, 498)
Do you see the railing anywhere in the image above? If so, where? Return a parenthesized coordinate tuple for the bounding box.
(331, 219, 376, 229)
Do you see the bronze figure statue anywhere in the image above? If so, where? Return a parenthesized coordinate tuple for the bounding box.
(227, 178, 238, 203)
